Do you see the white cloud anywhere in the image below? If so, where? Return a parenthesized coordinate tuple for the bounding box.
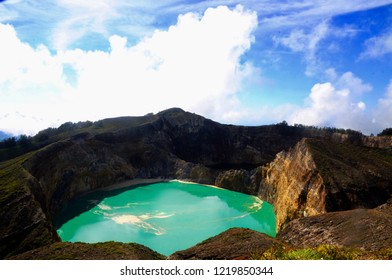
(4, 1, 390, 51)
(361, 30, 392, 58)
(258, 0, 392, 30)
(325, 67, 338, 80)
(336, 71, 372, 95)
(288, 71, 374, 133)
(273, 21, 330, 76)
(52, 0, 119, 50)
(0, 5, 258, 135)
(273, 21, 363, 77)
(375, 80, 392, 127)
(0, 23, 71, 134)
(289, 82, 349, 125)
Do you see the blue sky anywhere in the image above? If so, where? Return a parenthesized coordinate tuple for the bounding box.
(1, 0, 392, 135)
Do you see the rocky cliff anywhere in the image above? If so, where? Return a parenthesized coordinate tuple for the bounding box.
(259, 139, 326, 230)
(259, 138, 392, 231)
(278, 200, 392, 251)
(1, 108, 392, 258)
(19, 108, 330, 217)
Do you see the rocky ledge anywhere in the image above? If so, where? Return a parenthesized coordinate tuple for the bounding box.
(168, 228, 284, 260)
(278, 206, 392, 251)
(9, 241, 165, 260)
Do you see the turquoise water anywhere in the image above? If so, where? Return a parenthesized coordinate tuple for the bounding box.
(55, 181, 276, 256)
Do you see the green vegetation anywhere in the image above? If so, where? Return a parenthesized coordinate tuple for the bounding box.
(254, 244, 392, 260)
(0, 114, 159, 163)
(0, 153, 32, 206)
(0, 121, 94, 162)
(1, 113, 389, 164)
(0, 151, 56, 258)
(378, 128, 392, 136)
(292, 123, 364, 137)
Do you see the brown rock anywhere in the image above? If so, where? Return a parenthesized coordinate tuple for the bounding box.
(277, 209, 392, 251)
(259, 138, 392, 231)
(168, 228, 285, 260)
(9, 241, 165, 260)
(259, 139, 327, 231)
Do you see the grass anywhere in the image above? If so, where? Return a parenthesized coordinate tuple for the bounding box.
(253, 244, 392, 260)
(0, 114, 159, 163)
(0, 151, 57, 258)
(0, 153, 33, 206)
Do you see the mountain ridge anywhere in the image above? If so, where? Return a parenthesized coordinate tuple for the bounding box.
(1, 108, 391, 259)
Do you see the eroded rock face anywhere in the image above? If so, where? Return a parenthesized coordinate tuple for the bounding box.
(259, 139, 327, 231)
(0, 165, 57, 259)
(215, 169, 256, 194)
(23, 139, 140, 215)
(362, 135, 392, 148)
(259, 138, 392, 231)
(278, 208, 392, 251)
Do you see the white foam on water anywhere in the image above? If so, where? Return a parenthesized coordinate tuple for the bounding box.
(152, 212, 175, 219)
(249, 197, 263, 212)
(111, 212, 174, 235)
(97, 203, 112, 210)
(228, 213, 250, 220)
(112, 214, 142, 224)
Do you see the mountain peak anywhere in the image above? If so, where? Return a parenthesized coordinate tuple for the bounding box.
(157, 107, 186, 116)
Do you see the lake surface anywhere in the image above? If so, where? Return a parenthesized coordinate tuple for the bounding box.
(55, 181, 276, 256)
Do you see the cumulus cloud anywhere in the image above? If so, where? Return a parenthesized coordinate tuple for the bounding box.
(288, 71, 374, 133)
(0, 5, 258, 135)
(336, 71, 372, 95)
(0, 23, 72, 134)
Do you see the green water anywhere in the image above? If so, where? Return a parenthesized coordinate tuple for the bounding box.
(55, 181, 276, 256)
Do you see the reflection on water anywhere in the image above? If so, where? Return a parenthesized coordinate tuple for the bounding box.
(55, 181, 276, 256)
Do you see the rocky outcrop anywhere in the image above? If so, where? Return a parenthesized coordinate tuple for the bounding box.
(215, 169, 256, 194)
(362, 135, 392, 148)
(9, 241, 165, 260)
(278, 208, 392, 251)
(169, 227, 284, 260)
(308, 139, 392, 210)
(377, 198, 392, 215)
(259, 139, 326, 231)
(258, 138, 392, 231)
(0, 156, 58, 259)
(175, 161, 218, 185)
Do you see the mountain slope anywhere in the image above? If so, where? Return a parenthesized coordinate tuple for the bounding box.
(1, 108, 391, 258)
